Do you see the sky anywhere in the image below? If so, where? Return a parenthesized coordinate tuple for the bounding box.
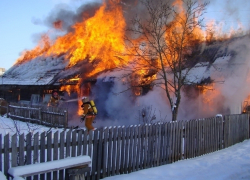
(0, 0, 92, 70)
(0, 115, 250, 180)
(0, 0, 250, 71)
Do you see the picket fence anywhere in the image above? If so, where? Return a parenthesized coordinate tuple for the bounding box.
(1, 114, 249, 180)
(0, 103, 68, 128)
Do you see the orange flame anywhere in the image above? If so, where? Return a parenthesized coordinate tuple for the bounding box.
(17, 34, 51, 63)
(197, 83, 222, 114)
(16, 0, 239, 81)
(17, 0, 129, 78)
(14, 0, 246, 116)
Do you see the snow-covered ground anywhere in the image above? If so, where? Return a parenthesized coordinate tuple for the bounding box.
(0, 116, 250, 180)
(0, 116, 68, 180)
(0, 115, 65, 136)
(103, 140, 250, 180)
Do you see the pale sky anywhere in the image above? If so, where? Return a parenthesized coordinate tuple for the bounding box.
(0, 0, 92, 70)
(0, 1, 58, 70)
(0, 0, 249, 71)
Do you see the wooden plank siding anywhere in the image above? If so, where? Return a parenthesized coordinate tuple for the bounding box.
(0, 114, 249, 180)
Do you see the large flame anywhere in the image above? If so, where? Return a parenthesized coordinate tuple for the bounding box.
(14, 0, 246, 117)
(17, 0, 129, 78)
(16, 0, 234, 82)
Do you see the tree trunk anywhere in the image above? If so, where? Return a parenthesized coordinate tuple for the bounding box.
(172, 106, 178, 121)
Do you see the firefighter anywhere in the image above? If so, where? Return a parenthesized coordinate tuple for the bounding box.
(48, 90, 64, 107)
(81, 96, 97, 131)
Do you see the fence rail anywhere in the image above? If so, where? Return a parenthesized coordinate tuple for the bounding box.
(0, 114, 249, 180)
(0, 103, 68, 128)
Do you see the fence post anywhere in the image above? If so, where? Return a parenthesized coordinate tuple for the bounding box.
(248, 113, 250, 139)
(39, 108, 42, 124)
(64, 110, 68, 128)
(6, 104, 9, 118)
(4, 134, 9, 177)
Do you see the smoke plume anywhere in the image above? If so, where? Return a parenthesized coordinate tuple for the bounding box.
(27, 0, 250, 127)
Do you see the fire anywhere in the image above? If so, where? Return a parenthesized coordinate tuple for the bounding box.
(242, 94, 250, 113)
(60, 84, 78, 96)
(13, 0, 247, 118)
(197, 83, 222, 114)
(16, 0, 238, 85)
(131, 68, 157, 96)
(17, 0, 129, 78)
(16, 0, 132, 117)
(197, 84, 214, 94)
(60, 78, 85, 115)
(17, 34, 51, 63)
(47, 0, 129, 76)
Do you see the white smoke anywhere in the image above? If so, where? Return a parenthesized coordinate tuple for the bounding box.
(205, 0, 250, 34)
(178, 35, 250, 120)
(36, 0, 250, 127)
(87, 69, 172, 128)
(66, 34, 250, 129)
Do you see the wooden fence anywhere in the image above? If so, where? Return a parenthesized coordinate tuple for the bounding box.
(1, 114, 249, 180)
(0, 103, 68, 128)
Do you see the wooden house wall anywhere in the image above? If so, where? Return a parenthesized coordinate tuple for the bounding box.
(0, 85, 60, 103)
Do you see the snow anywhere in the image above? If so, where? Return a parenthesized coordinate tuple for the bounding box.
(0, 115, 65, 136)
(8, 155, 91, 178)
(185, 62, 210, 84)
(103, 139, 250, 180)
(0, 171, 7, 180)
(0, 54, 90, 86)
(13, 177, 25, 180)
(0, 56, 67, 85)
(0, 116, 250, 180)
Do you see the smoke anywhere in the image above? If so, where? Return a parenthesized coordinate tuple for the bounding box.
(178, 35, 250, 120)
(205, 0, 250, 32)
(38, 0, 141, 34)
(30, 0, 102, 43)
(30, 0, 250, 42)
(45, 2, 102, 32)
(218, 36, 250, 112)
(32, 0, 178, 42)
(90, 71, 138, 127)
(91, 35, 250, 126)
(79, 69, 172, 128)
(28, 0, 250, 127)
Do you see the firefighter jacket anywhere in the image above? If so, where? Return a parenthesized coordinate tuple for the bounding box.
(81, 100, 97, 116)
(48, 96, 61, 107)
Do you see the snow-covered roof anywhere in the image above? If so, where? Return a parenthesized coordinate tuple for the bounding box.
(185, 55, 232, 84)
(0, 55, 89, 86)
(185, 62, 210, 84)
(0, 56, 67, 85)
(0, 36, 241, 86)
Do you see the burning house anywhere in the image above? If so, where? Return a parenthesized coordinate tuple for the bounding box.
(0, 55, 95, 103)
(0, 0, 250, 126)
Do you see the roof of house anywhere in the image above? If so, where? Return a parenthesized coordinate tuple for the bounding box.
(0, 35, 246, 87)
(0, 55, 92, 86)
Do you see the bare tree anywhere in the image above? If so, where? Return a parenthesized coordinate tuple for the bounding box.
(123, 0, 208, 121)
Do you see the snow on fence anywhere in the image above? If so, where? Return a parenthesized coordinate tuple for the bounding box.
(8, 155, 91, 179)
(0, 114, 249, 180)
(0, 103, 68, 128)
